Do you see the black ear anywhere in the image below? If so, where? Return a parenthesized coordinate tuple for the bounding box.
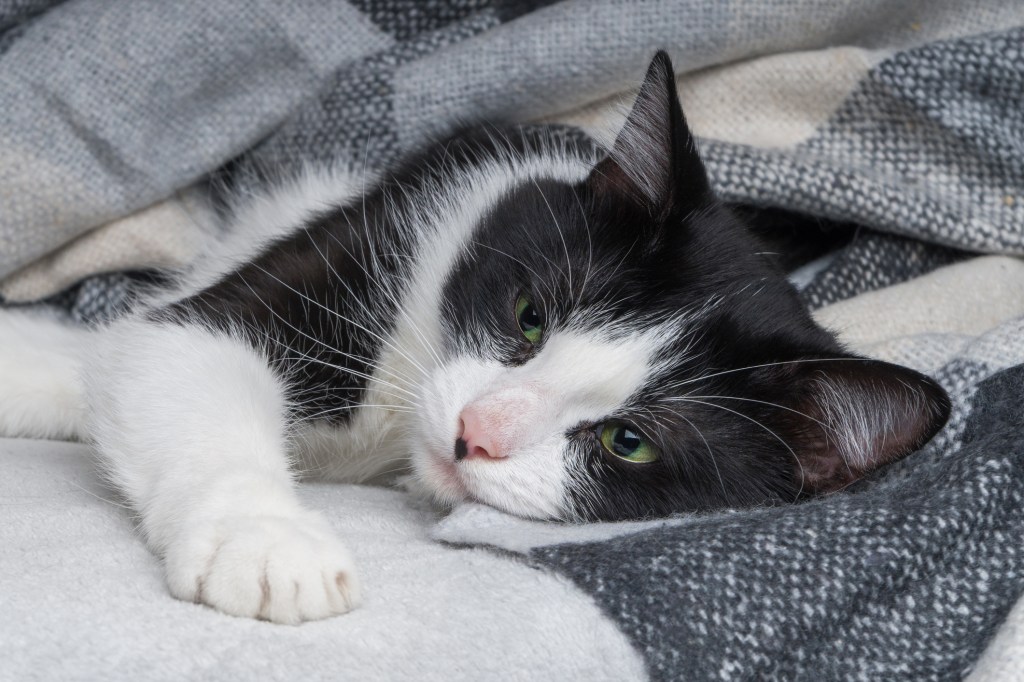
(778, 359, 951, 494)
(587, 51, 711, 217)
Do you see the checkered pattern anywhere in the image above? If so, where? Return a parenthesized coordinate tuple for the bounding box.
(348, 0, 492, 41)
(2, 2, 1023, 678)
(237, 11, 502, 185)
(707, 26, 1024, 307)
(799, 231, 968, 310)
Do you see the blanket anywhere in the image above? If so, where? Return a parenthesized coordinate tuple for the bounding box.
(2, 1, 1022, 679)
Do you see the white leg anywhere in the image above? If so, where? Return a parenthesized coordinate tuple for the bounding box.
(0, 309, 90, 440)
(88, 319, 360, 624)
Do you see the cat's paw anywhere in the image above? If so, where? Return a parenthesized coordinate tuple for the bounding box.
(164, 516, 360, 624)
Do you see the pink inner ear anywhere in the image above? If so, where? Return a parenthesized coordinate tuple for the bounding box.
(793, 420, 908, 493)
(784, 360, 950, 494)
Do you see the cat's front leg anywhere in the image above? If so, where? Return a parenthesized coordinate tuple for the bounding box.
(88, 319, 360, 624)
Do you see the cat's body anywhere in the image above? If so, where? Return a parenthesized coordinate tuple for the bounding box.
(0, 54, 949, 624)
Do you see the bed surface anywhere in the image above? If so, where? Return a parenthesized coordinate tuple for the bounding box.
(0, 438, 645, 681)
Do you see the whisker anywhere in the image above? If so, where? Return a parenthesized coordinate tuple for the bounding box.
(301, 231, 427, 388)
(471, 241, 557, 303)
(666, 394, 830, 431)
(531, 179, 575, 305)
(235, 294, 420, 401)
(228, 285, 426, 428)
(674, 410, 727, 499)
(570, 184, 595, 306)
(276, 353, 418, 404)
(319, 225, 443, 373)
(672, 357, 871, 389)
(248, 263, 433, 380)
(302, 404, 414, 420)
(676, 397, 808, 500)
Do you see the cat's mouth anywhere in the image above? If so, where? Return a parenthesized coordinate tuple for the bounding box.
(427, 449, 471, 499)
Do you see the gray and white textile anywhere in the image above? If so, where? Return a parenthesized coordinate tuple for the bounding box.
(2, 1, 1022, 679)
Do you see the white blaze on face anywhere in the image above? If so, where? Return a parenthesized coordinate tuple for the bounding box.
(412, 324, 673, 519)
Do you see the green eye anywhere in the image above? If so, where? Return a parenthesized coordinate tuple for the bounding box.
(515, 295, 543, 344)
(599, 423, 660, 463)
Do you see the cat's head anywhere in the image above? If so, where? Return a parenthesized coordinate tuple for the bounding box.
(410, 52, 950, 521)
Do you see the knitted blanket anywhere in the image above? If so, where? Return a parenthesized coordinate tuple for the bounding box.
(2, 1, 1022, 679)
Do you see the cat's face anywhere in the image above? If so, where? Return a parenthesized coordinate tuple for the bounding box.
(410, 53, 950, 521)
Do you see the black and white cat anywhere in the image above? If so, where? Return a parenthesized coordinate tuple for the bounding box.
(0, 53, 949, 624)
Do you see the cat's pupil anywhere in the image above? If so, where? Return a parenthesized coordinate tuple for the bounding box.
(613, 427, 641, 456)
(518, 303, 540, 331)
(515, 295, 543, 345)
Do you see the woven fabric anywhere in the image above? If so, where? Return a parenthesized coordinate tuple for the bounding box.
(799, 231, 968, 310)
(531, 353, 1024, 681)
(0, 0, 393, 281)
(2, 2, 1023, 679)
(4, 1, 1023, 307)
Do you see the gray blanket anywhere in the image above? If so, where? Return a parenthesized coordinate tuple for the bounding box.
(2, 1, 1023, 679)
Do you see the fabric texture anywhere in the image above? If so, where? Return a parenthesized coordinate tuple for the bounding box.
(527, 359, 1024, 681)
(2, 1, 1024, 680)
(968, 592, 1024, 682)
(2, 0, 1023, 308)
(434, 258, 1024, 680)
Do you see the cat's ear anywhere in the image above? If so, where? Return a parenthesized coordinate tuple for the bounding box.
(587, 50, 711, 218)
(778, 359, 950, 494)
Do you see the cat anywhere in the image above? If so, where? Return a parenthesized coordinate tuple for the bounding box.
(0, 52, 950, 624)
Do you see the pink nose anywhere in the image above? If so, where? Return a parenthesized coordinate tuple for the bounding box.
(455, 405, 506, 461)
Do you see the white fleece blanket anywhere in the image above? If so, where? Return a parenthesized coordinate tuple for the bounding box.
(0, 438, 645, 681)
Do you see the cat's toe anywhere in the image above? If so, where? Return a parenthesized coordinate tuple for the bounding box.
(164, 516, 360, 624)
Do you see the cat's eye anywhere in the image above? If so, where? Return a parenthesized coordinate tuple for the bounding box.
(515, 295, 543, 344)
(598, 423, 660, 463)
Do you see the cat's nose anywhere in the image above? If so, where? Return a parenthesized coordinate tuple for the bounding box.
(454, 406, 506, 461)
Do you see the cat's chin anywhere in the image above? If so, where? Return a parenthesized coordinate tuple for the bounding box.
(412, 448, 473, 505)
(413, 450, 554, 522)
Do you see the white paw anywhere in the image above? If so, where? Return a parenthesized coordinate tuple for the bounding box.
(164, 515, 360, 624)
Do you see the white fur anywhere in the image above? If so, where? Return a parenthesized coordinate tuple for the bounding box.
(0, 309, 91, 440)
(87, 319, 358, 623)
(812, 371, 926, 471)
(412, 326, 674, 521)
(153, 164, 371, 310)
(0, 142, 620, 623)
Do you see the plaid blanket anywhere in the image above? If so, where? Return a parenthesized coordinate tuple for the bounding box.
(2, 1, 1022, 679)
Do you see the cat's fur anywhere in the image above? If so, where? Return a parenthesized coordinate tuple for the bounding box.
(0, 53, 949, 624)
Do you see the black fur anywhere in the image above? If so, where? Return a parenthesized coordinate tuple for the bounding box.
(439, 52, 950, 520)
(166, 51, 950, 521)
(163, 124, 588, 420)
